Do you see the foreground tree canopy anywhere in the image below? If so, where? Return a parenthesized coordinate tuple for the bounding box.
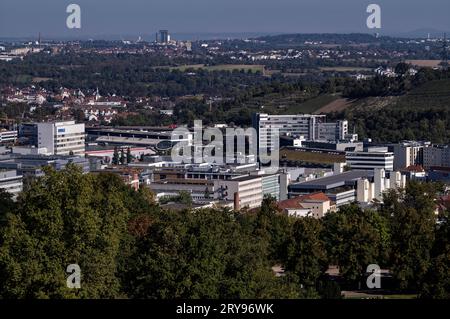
(0, 165, 448, 299)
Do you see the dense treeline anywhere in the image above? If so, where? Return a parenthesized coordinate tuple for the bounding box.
(0, 165, 448, 299)
(0, 52, 272, 98)
(112, 80, 317, 127)
(341, 66, 450, 99)
(343, 107, 450, 143)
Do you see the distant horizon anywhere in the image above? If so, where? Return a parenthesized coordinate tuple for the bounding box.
(1, 0, 450, 40)
(1, 28, 449, 42)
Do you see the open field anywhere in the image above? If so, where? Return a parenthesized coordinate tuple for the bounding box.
(32, 77, 52, 83)
(314, 98, 352, 114)
(168, 64, 205, 71)
(207, 64, 265, 73)
(280, 148, 346, 164)
(348, 96, 401, 112)
(319, 67, 372, 72)
(405, 60, 442, 68)
(282, 94, 340, 114)
(164, 64, 265, 73)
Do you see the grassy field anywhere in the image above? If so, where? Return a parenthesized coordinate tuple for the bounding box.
(165, 64, 265, 73)
(405, 60, 442, 68)
(319, 67, 372, 72)
(280, 148, 346, 164)
(282, 94, 340, 114)
(32, 77, 52, 83)
(314, 98, 352, 114)
(12, 74, 32, 84)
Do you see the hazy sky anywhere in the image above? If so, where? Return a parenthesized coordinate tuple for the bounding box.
(1, 0, 449, 38)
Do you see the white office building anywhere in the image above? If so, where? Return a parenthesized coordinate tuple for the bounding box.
(252, 113, 349, 153)
(346, 151, 394, 171)
(37, 121, 85, 156)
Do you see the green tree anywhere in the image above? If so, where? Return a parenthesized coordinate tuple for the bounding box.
(120, 149, 126, 165)
(0, 165, 131, 298)
(178, 191, 193, 206)
(0, 188, 16, 226)
(381, 182, 437, 291)
(112, 147, 119, 165)
(419, 211, 450, 299)
(395, 62, 411, 76)
(255, 195, 291, 261)
(285, 217, 327, 291)
(123, 208, 302, 299)
(322, 204, 390, 285)
(126, 148, 132, 164)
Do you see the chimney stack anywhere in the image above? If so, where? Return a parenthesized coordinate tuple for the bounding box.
(233, 192, 240, 211)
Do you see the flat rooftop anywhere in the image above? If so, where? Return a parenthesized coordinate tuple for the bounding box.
(290, 170, 373, 191)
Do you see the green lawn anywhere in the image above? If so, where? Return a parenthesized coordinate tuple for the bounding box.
(280, 148, 346, 164)
(165, 64, 265, 73)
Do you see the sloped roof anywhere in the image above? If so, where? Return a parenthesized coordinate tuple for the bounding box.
(402, 165, 425, 173)
(278, 192, 331, 210)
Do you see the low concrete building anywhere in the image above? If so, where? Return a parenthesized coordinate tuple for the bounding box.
(346, 150, 394, 171)
(0, 169, 23, 198)
(289, 169, 406, 206)
(0, 130, 18, 144)
(389, 141, 428, 170)
(213, 175, 263, 210)
(423, 145, 450, 169)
